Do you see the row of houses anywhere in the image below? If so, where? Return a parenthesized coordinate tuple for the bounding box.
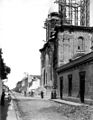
(15, 75, 41, 96)
(39, 1, 93, 103)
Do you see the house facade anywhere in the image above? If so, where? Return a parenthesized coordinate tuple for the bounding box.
(27, 75, 40, 95)
(15, 75, 41, 96)
(57, 52, 93, 102)
(20, 77, 28, 95)
(15, 80, 22, 93)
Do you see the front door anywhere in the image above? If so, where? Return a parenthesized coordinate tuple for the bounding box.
(79, 71, 85, 103)
(60, 76, 63, 99)
(68, 74, 72, 96)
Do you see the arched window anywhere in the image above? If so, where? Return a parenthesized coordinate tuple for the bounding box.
(43, 69, 45, 85)
(78, 36, 85, 51)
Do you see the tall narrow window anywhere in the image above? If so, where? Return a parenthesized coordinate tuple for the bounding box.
(78, 36, 85, 51)
(43, 70, 45, 85)
(46, 72, 47, 84)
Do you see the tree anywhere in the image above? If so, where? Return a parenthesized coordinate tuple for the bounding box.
(0, 49, 11, 80)
(5, 66, 11, 75)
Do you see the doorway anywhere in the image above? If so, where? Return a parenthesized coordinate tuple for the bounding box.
(60, 76, 63, 99)
(68, 74, 72, 96)
(79, 71, 85, 103)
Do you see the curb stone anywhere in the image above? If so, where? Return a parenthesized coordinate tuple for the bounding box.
(50, 99, 89, 107)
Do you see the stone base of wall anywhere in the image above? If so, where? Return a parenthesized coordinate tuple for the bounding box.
(44, 87, 52, 99)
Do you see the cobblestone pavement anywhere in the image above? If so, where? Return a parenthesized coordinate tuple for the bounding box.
(12, 93, 93, 120)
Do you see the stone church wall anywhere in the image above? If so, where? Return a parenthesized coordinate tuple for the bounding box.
(57, 30, 92, 67)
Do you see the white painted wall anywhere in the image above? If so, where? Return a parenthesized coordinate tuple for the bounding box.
(28, 78, 40, 92)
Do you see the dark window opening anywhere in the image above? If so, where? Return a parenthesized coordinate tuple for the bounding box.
(60, 76, 63, 99)
(78, 46, 80, 50)
(68, 74, 72, 96)
(78, 36, 85, 51)
(79, 71, 85, 103)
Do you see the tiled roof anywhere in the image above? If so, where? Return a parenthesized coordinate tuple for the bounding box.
(57, 52, 93, 74)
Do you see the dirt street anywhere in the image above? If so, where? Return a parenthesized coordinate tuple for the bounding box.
(13, 93, 93, 120)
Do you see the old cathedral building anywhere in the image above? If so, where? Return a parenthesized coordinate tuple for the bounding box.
(39, 0, 93, 103)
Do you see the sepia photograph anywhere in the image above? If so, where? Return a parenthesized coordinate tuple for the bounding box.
(0, 0, 93, 120)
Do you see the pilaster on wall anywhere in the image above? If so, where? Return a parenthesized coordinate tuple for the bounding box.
(86, 0, 90, 27)
(80, 0, 90, 27)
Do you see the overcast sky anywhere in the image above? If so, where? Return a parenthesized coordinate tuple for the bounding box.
(0, 0, 93, 89)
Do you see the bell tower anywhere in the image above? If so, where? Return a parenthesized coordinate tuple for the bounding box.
(44, 10, 60, 42)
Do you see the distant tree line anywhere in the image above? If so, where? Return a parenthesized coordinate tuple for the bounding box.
(0, 49, 11, 80)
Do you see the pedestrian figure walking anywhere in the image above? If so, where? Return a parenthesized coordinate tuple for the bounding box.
(1, 90, 5, 106)
(41, 91, 44, 99)
(8, 93, 11, 101)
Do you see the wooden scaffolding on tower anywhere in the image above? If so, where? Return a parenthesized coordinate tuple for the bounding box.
(55, 0, 90, 26)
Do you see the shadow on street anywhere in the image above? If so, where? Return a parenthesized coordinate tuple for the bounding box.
(0, 99, 11, 120)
